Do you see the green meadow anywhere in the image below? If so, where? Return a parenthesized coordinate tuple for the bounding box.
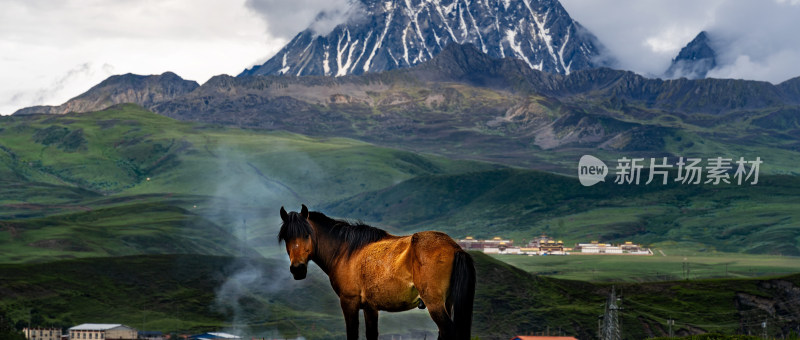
(492, 252, 800, 282)
(1, 105, 799, 338)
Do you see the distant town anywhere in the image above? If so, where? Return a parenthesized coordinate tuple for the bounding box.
(458, 235, 653, 256)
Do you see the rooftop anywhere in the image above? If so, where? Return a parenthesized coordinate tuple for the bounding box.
(69, 324, 128, 331)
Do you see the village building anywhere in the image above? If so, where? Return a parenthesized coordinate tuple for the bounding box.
(457, 236, 484, 250)
(23, 327, 62, 340)
(458, 236, 519, 254)
(576, 241, 622, 254)
(527, 235, 567, 254)
(483, 236, 513, 247)
(575, 241, 651, 255)
(68, 324, 137, 340)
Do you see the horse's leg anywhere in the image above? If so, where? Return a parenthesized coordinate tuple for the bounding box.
(364, 306, 379, 340)
(426, 303, 455, 340)
(340, 298, 360, 340)
(410, 234, 458, 340)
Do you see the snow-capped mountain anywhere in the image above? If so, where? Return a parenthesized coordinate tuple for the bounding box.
(665, 31, 717, 79)
(239, 0, 604, 77)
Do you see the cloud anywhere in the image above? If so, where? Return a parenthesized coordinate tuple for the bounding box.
(3, 62, 115, 113)
(560, 0, 800, 83)
(0, 0, 276, 115)
(245, 0, 362, 37)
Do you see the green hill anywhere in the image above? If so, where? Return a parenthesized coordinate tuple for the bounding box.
(0, 104, 494, 198)
(1, 253, 798, 340)
(1, 105, 799, 263)
(0, 104, 496, 263)
(326, 169, 800, 256)
(1, 104, 799, 339)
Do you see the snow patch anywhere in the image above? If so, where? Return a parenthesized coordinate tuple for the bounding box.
(402, 24, 410, 65)
(465, 0, 487, 53)
(433, 0, 459, 42)
(364, 10, 394, 72)
(278, 52, 290, 74)
(528, 4, 558, 66)
(558, 26, 571, 74)
(506, 29, 534, 69)
(323, 45, 331, 76)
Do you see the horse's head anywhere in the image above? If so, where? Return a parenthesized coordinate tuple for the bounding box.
(278, 204, 313, 280)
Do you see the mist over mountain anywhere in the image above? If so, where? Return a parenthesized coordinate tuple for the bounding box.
(238, 0, 604, 77)
(665, 31, 717, 79)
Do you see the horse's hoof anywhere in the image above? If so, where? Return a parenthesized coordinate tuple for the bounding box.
(418, 300, 426, 309)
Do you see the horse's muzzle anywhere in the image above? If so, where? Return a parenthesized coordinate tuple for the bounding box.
(290, 263, 307, 280)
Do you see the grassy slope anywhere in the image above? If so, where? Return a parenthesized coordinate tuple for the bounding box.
(1, 253, 798, 340)
(1, 104, 799, 339)
(0, 104, 494, 199)
(326, 168, 800, 256)
(493, 253, 800, 282)
(0, 105, 496, 263)
(3, 105, 797, 261)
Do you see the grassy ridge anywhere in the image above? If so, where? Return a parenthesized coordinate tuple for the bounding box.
(326, 169, 800, 256)
(3, 105, 798, 259)
(0, 104, 495, 199)
(1, 254, 798, 340)
(0, 198, 247, 263)
(0, 105, 497, 263)
(493, 253, 800, 282)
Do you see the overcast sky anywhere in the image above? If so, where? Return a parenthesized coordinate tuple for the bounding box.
(1, 0, 800, 115)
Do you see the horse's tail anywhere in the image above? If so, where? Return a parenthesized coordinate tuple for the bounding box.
(450, 250, 476, 340)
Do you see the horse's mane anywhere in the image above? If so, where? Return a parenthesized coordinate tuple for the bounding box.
(308, 211, 388, 256)
(278, 211, 313, 242)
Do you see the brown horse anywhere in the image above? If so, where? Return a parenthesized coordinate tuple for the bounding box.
(278, 204, 475, 340)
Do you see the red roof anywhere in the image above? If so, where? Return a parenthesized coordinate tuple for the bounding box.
(511, 336, 578, 340)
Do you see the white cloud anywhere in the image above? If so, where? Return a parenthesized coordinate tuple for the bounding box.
(244, 0, 361, 38)
(0, 0, 282, 115)
(560, 0, 800, 83)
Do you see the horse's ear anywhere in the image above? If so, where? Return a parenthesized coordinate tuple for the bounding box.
(280, 206, 288, 222)
(300, 204, 309, 219)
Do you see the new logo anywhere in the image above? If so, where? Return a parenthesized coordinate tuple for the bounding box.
(578, 155, 608, 187)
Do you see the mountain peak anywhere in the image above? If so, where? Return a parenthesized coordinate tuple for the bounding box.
(239, 0, 604, 78)
(13, 72, 199, 115)
(665, 31, 717, 79)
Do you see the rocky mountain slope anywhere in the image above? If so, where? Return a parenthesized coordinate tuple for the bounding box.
(13, 72, 198, 115)
(238, 0, 603, 77)
(13, 44, 800, 172)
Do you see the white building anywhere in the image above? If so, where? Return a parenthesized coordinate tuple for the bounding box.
(24, 327, 61, 340)
(69, 324, 137, 340)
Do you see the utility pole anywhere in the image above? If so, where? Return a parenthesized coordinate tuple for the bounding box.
(601, 286, 622, 340)
(687, 261, 690, 280)
(668, 318, 674, 338)
(762, 320, 767, 339)
(682, 259, 686, 280)
(598, 315, 604, 340)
